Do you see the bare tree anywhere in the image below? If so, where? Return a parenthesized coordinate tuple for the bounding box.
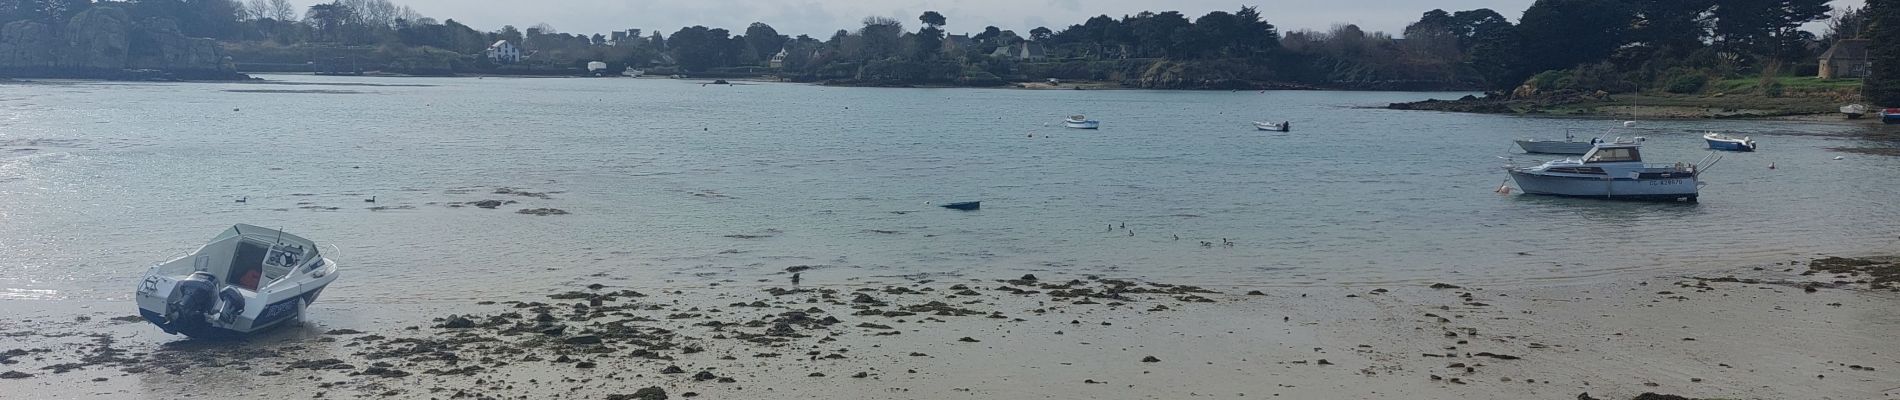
(243, 0, 269, 20)
(266, 0, 297, 21)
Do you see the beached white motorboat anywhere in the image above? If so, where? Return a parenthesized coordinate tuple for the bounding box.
(1064, 115, 1100, 129)
(136, 224, 339, 337)
(1842, 104, 1868, 119)
(623, 68, 645, 78)
(1253, 121, 1290, 132)
(1506, 138, 1711, 202)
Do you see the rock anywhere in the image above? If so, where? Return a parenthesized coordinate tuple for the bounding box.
(808, 372, 825, 377)
(1141, 356, 1160, 363)
(473, 200, 504, 209)
(607, 387, 668, 400)
(1429, 283, 1463, 289)
(1317, 359, 1333, 365)
(1631, 394, 1693, 400)
(324, 329, 364, 335)
(516, 208, 569, 216)
(958, 337, 980, 343)
(1575, 394, 1600, 400)
(661, 365, 684, 374)
(851, 371, 869, 378)
(1474, 352, 1521, 360)
(435, 315, 475, 329)
(692, 371, 716, 381)
(563, 335, 602, 345)
(1246, 290, 1266, 296)
(1019, 274, 1038, 281)
(0, 370, 31, 379)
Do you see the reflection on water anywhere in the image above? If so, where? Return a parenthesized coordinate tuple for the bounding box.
(2, 76, 1898, 305)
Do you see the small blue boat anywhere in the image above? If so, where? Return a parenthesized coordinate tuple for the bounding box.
(939, 201, 980, 211)
(1703, 133, 1757, 152)
(1883, 108, 1900, 125)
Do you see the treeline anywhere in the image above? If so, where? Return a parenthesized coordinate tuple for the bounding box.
(8, 0, 1899, 98)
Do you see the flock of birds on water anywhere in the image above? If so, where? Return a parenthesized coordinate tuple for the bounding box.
(1108, 222, 1235, 248)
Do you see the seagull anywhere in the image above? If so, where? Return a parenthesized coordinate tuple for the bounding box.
(235, 196, 247, 203)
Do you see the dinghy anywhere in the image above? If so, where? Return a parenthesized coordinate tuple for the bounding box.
(136, 224, 339, 338)
(1703, 133, 1758, 152)
(1842, 104, 1867, 119)
(939, 201, 981, 211)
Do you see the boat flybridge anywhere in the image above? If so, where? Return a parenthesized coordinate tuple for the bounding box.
(1505, 137, 1717, 202)
(136, 224, 339, 338)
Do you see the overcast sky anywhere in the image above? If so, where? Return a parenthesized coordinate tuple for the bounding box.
(353, 0, 1866, 38)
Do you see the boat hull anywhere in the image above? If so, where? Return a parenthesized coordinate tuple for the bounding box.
(1064, 121, 1099, 129)
(1508, 170, 1698, 202)
(1253, 122, 1288, 132)
(1885, 115, 1900, 125)
(1514, 140, 1594, 155)
(1705, 139, 1756, 152)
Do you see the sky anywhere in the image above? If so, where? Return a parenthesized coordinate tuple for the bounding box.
(334, 0, 1867, 38)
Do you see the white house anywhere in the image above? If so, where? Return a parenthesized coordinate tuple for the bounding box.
(486, 40, 522, 64)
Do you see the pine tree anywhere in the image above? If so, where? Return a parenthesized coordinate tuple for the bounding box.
(1867, 0, 1900, 105)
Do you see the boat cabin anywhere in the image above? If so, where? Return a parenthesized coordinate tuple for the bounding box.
(1583, 145, 1641, 164)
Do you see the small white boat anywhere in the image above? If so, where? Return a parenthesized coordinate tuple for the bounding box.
(1505, 138, 1709, 202)
(1842, 104, 1868, 119)
(1253, 121, 1290, 132)
(623, 68, 644, 78)
(1703, 133, 1757, 152)
(1064, 115, 1100, 129)
(136, 224, 339, 337)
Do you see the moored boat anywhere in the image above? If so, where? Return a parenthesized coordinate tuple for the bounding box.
(1883, 108, 1900, 125)
(1064, 115, 1100, 129)
(1842, 104, 1867, 119)
(1253, 121, 1290, 132)
(940, 201, 981, 211)
(1703, 133, 1757, 152)
(1505, 138, 1708, 202)
(136, 224, 339, 338)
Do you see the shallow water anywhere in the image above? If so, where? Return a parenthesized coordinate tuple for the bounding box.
(3, 75, 1898, 304)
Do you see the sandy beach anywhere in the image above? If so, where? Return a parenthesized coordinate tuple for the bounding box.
(2, 257, 1895, 400)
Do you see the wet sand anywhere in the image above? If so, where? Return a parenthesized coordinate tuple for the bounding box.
(2, 258, 1897, 399)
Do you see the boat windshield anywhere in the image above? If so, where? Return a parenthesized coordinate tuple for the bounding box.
(1585, 147, 1641, 163)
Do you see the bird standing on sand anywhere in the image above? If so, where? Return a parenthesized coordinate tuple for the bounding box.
(791, 273, 801, 285)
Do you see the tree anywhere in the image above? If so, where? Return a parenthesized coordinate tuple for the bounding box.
(858, 16, 904, 60)
(668, 25, 735, 71)
(1517, 0, 1636, 77)
(1826, 6, 1870, 42)
(496, 25, 522, 45)
(743, 22, 787, 65)
(919, 10, 945, 28)
(1628, 0, 1713, 54)
(1029, 26, 1052, 41)
(1711, 0, 1831, 58)
(1866, 0, 1900, 105)
(305, 3, 354, 42)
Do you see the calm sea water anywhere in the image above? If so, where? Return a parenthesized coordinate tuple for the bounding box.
(3, 75, 1898, 304)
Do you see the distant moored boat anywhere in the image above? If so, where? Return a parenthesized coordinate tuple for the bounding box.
(939, 201, 980, 211)
(1883, 108, 1900, 125)
(1253, 121, 1290, 132)
(1064, 115, 1100, 129)
(1703, 133, 1758, 152)
(1842, 104, 1867, 119)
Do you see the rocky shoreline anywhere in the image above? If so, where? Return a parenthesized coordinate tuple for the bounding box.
(0, 6, 252, 82)
(1386, 90, 1854, 120)
(2, 256, 1896, 399)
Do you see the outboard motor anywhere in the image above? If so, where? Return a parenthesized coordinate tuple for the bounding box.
(217, 287, 246, 324)
(161, 272, 218, 335)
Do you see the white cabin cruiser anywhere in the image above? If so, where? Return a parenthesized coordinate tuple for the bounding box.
(136, 225, 339, 337)
(1506, 138, 1709, 202)
(1064, 115, 1100, 129)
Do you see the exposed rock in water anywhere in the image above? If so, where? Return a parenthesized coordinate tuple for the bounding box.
(0, 6, 247, 80)
(1140, 355, 1160, 363)
(517, 208, 569, 216)
(473, 200, 504, 209)
(607, 387, 668, 400)
(0, 370, 31, 379)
